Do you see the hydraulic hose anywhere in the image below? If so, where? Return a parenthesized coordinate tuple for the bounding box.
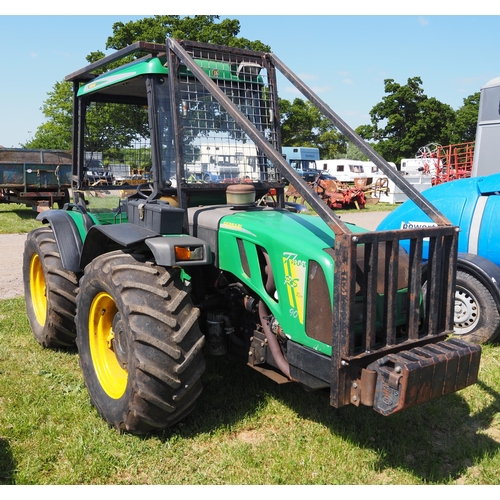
(259, 251, 291, 379)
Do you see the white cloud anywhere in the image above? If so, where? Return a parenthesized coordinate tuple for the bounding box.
(418, 17, 429, 26)
(297, 73, 318, 81)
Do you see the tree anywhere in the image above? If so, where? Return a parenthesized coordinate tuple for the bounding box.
(357, 77, 456, 164)
(21, 80, 73, 149)
(344, 142, 367, 161)
(24, 16, 270, 150)
(448, 92, 480, 144)
(279, 98, 346, 158)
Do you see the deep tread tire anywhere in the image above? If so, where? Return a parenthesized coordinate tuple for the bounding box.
(453, 270, 500, 344)
(23, 227, 78, 348)
(75, 250, 206, 435)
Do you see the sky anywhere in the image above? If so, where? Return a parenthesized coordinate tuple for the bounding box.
(1, 5, 499, 148)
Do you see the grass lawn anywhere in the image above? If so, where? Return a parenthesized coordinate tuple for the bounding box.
(1, 199, 498, 485)
(0, 296, 499, 485)
(0, 204, 42, 234)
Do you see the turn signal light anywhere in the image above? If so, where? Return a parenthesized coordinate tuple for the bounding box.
(174, 246, 204, 261)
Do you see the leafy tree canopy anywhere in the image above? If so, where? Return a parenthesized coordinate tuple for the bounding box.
(279, 98, 347, 159)
(448, 92, 480, 144)
(356, 77, 458, 164)
(23, 16, 270, 150)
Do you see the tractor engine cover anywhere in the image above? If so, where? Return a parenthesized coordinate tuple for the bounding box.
(366, 338, 481, 415)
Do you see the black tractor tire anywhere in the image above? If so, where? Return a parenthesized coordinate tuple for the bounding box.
(453, 270, 500, 344)
(23, 226, 78, 348)
(75, 250, 206, 435)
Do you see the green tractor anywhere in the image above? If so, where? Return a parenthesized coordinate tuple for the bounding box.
(23, 39, 481, 435)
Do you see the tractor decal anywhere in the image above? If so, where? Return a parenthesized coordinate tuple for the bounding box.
(220, 221, 256, 236)
(282, 252, 306, 324)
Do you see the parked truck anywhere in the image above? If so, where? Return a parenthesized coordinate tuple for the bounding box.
(22, 39, 481, 435)
(282, 146, 320, 181)
(377, 76, 500, 344)
(0, 148, 71, 210)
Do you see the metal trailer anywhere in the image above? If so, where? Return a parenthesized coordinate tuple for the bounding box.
(0, 148, 71, 210)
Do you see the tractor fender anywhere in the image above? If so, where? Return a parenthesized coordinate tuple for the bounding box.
(79, 224, 212, 269)
(456, 252, 500, 311)
(79, 223, 159, 270)
(36, 210, 83, 273)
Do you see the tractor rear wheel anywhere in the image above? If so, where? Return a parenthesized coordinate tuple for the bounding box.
(23, 227, 78, 348)
(453, 270, 500, 344)
(75, 250, 206, 434)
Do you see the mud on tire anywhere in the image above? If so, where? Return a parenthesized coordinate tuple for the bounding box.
(23, 227, 78, 348)
(75, 250, 206, 434)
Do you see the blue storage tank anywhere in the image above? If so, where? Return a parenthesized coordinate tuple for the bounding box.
(377, 173, 500, 344)
(377, 173, 500, 266)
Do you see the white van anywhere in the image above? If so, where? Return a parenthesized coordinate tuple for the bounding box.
(362, 160, 397, 178)
(318, 159, 367, 183)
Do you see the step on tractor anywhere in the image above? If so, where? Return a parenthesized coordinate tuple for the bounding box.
(23, 39, 481, 435)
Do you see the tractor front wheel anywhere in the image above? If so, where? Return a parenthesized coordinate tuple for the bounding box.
(75, 250, 206, 434)
(23, 227, 78, 348)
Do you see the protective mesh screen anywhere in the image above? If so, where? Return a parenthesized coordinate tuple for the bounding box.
(165, 42, 282, 186)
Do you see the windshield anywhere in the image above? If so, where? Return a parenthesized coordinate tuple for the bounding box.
(289, 159, 317, 172)
(153, 73, 280, 190)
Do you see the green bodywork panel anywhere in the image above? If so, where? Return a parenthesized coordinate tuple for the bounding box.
(217, 210, 365, 356)
(217, 210, 411, 356)
(65, 209, 127, 242)
(65, 205, 409, 357)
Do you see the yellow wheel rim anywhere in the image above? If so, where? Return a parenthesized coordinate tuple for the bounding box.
(30, 253, 47, 326)
(89, 292, 128, 399)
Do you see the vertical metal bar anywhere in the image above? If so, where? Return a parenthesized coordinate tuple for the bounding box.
(166, 46, 189, 219)
(441, 231, 458, 332)
(145, 76, 161, 199)
(71, 82, 79, 180)
(76, 97, 86, 199)
(426, 235, 443, 335)
(331, 232, 358, 407)
(363, 240, 379, 351)
(384, 239, 399, 346)
(261, 55, 285, 209)
(407, 237, 423, 340)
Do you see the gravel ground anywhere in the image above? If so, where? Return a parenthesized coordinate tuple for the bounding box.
(0, 233, 27, 300)
(0, 211, 391, 301)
